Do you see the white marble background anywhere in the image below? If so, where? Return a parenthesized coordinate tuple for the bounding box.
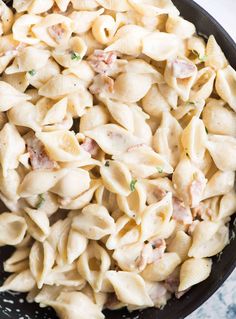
(187, 1, 236, 319)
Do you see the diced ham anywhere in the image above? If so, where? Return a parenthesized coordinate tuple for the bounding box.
(89, 74, 114, 95)
(172, 196, 193, 224)
(48, 23, 66, 43)
(26, 134, 56, 170)
(136, 239, 166, 272)
(172, 59, 196, 79)
(189, 173, 207, 208)
(81, 137, 99, 156)
(88, 50, 117, 74)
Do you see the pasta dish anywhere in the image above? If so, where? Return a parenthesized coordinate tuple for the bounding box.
(0, 0, 235, 318)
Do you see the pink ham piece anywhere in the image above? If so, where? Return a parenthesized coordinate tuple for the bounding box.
(26, 134, 56, 170)
(172, 196, 193, 224)
(48, 23, 66, 43)
(172, 58, 196, 79)
(88, 50, 117, 74)
(80, 137, 99, 156)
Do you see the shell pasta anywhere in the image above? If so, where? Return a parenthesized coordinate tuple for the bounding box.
(0, 0, 235, 318)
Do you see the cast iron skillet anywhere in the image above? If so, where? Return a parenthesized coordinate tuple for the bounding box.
(0, 0, 236, 318)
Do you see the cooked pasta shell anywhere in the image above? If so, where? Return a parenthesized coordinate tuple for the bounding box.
(72, 204, 115, 240)
(0, 169, 21, 201)
(167, 231, 192, 261)
(190, 67, 216, 101)
(67, 88, 93, 117)
(77, 241, 111, 292)
(141, 192, 173, 241)
(106, 215, 140, 250)
(26, 192, 59, 217)
(166, 16, 195, 39)
(206, 35, 228, 70)
(216, 66, 236, 112)
(114, 144, 173, 178)
(0, 269, 35, 293)
(207, 134, 236, 171)
(13, 0, 54, 14)
(179, 258, 212, 291)
(217, 191, 236, 221)
(0, 81, 30, 112)
(29, 240, 55, 289)
(24, 207, 50, 242)
(100, 160, 132, 196)
(69, 9, 104, 34)
(130, 104, 152, 145)
(142, 32, 179, 61)
(0, 213, 27, 246)
(106, 271, 153, 307)
(19, 169, 68, 197)
(128, 0, 179, 16)
(3, 247, 30, 273)
(188, 221, 229, 258)
(12, 14, 42, 45)
(92, 15, 117, 45)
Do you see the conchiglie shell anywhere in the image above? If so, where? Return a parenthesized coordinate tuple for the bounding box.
(0, 123, 25, 176)
(203, 171, 235, 200)
(188, 221, 229, 258)
(181, 116, 207, 163)
(13, 0, 54, 14)
(67, 88, 93, 117)
(167, 231, 192, 261)
(51, 168, 90, 199)
(166, 16, 195, 39)
(0, 213, 27, 246)
(117, 182, 146, 224)
(106, 215, 140, 250)
(8, 101, 41, 132)
(38, 74, 84, 100)
(92, 15, 117, 45)
(72, 204, 115, 240)
(24, 207, 50, 242)
(179, 258, 212, 291)
(187, 36, 206, 64)
(105, 25, 149, 56)
(141, 252, 181, 281)
(32, 14, 73, 47)
(52, 37, 87, 68)
(63, 60, 95, 87)
(217, 191, 236, 221)
(2, 72, 29, 93)
(5, 47, 50, 74)
(12, 14, 42, 45)
(216, 66, 236, 112)
(85, 124, 142, 155)
(106, 271, 153, 307)
(96, 0, 130, 11)
(190, 67, 216, 101)
(26, 192, 58, 217)
(0, 0, 14, 34)
(206, 35, 228, 70)
(77, 241, 111, 292)
(141, 192, 173, 241)
(42, 97, 68, 126)
(130, 104, 152, 145)
(54, 0, 70, 12)
(202, 99, 236, 137)
(142, 32, 180, 61)
(69, 9, 104, 34)
(114, 145, 173, 178)
(0, 81, 30, 111)
(29, 240, 55, 289)
(0, 269, 35, 293)
(19, 169, 68, 197)
(128, 0, 179, 16)
(0, 169, 21, 201)
(100, 160, 132, 196)
(3, 247, 30, 273)
(207, 135, 236, 171)
(36, 131, 86, 162)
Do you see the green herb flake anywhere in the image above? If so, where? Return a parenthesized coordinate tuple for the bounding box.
(156, 166, 163, 173)
(105, 161, 110, 167)
(71, 51, 81, 61)
(130, 179, 137, 192)
(28, 69, 36, 76)
(205, 127, 209, 134)
(36, 194, 45, 209)
(191, 49, 207, 62)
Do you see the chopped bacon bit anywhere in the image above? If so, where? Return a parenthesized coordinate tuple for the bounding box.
(81, 137, 99, 156)
(136, 239, 166, 272)
(172, 59, 196, 79)
(172, 196, 193, 225)
(88, 50, 117, 74)
(48, 23, 66, 43)
(188, 220, 200, 235)
(89, 74, 114, 95)
(189, 173, 206, 208)
(26, 134, 56, 170)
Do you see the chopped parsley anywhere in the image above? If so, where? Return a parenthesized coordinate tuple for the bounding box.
(130, 179, 137, 192)
(71, 51, 81, 61)
(191, 49, 207, 62)
(185, 101, 195, 106)
(156, 166, 163, 174)
(28, 69, 36, 76)
(105, 161, 110, 167)
(205, 127, 209, 134)
(36, 194, 45, 209)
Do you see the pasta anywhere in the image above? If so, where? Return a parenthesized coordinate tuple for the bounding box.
(0, 1, 235, 318)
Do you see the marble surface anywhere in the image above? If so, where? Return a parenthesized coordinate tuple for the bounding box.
(187, 2, 236, 318)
